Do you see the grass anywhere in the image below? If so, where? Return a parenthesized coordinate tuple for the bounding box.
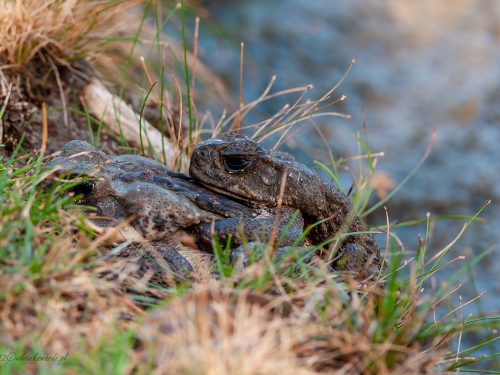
(0, 0, 131, 70)
(1, 1, 500, 374)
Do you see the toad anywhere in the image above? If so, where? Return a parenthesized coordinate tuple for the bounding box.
(189, 133, 385, 279)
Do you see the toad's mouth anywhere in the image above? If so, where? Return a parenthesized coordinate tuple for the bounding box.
(83, 214, 147, 244)
(194, 180, 255, 205)
(190, 167, 265, 205)
(193, 177, 278, 210)
(84, 214, 117, 227)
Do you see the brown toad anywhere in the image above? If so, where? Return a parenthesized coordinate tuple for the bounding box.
(189, 133, 385, 279)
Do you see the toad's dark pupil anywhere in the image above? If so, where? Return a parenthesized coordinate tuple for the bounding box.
(70, 181, 94, 197)
(224, 157, 251, 171)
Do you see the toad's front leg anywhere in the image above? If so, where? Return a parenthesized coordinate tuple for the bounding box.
(190, 207, 305, 252)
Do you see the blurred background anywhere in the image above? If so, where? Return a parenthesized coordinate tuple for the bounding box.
(177, 0, 500, 321)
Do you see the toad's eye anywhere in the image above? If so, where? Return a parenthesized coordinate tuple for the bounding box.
(69, 181, 94, 198)
(223, 157, 252, 172)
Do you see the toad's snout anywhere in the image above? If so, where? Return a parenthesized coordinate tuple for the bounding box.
(191, 147, 220, 173)
(190, 147, 207, 168)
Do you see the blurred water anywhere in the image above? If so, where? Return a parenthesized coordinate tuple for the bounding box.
(192, 0, 500, 351)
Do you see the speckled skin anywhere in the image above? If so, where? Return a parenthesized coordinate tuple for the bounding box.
(45, 140, 304, 279)
(189, 134, 385, 279)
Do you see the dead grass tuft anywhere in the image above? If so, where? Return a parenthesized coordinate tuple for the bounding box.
(0, 0, 130, 70)
(136, 279, 444, 375)
(0, 226, 143, 356)
(139, 287, 316, 375)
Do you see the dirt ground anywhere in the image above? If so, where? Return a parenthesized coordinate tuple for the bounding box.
(1, 58, 123, 160)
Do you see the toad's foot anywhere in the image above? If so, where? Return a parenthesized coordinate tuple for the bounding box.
(330, 243, 383, 281)
(229, 242, 316, 274)
(116, 242, 195, 285)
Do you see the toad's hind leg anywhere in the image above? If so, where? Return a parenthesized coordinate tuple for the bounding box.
(230, 242, 315, 273)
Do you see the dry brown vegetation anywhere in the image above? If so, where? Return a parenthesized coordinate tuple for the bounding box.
(136, 283, 444, 374)
(0, 0, 130, 69)
(0, 0, 133, 158)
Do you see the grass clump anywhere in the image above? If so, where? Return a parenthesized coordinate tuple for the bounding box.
(0, 0, 129, 69)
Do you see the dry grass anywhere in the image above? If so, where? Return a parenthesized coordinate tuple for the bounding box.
(136, 279, 445, 375)
(0, 0, 131, 70)
(0, 241, 142, 355)
(0, 217, 448, 375)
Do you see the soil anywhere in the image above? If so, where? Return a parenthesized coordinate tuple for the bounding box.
(0, 58, 123, 160)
